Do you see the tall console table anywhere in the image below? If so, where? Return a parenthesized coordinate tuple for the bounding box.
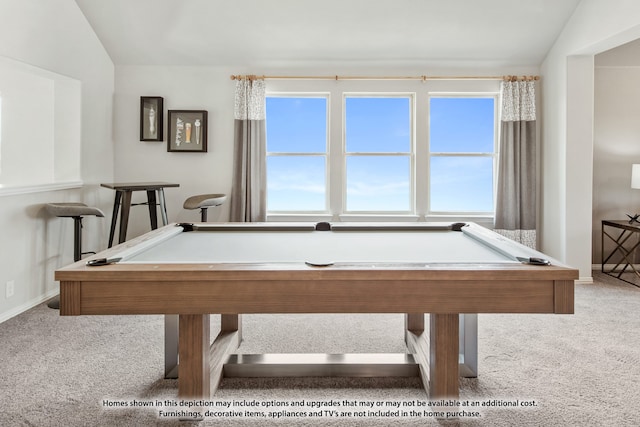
(101, 182, 179, 247)
(601, 219, 640, 288)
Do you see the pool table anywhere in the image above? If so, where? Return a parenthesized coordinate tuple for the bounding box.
(56, 221, 577, 400)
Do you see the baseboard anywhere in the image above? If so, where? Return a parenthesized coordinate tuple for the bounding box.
(596, 263, 640, 270)
(0, 290, 58, 324)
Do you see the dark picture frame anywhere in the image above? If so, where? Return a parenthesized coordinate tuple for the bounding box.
(140, 96, 163, 141)
(167, 110, 208, 152)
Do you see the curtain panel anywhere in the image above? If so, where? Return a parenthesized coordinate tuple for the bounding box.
(494, 80, 537, 248)
(230, 78, 267, 222)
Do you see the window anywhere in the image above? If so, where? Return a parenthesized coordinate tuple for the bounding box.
(266, 95, 328, 212)
(264, 82, 500, 220)
(344, 95, 412, 212)
(428, 96, 497, 214)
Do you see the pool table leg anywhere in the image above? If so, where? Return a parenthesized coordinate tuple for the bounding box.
(405, 313, 460, 399)
(165, 314, 242, 386)
(178, 314, 210, 398)
(209, 314, 242, 394)
(429, 313, 459, 399)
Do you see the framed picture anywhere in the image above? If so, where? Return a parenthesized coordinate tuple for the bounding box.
(140, 96, 163, 141)
(167, 110, 208, 152)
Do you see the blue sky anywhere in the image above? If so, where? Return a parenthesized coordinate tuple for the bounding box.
(266, 97, 327, 211)
(266, 96, 495, 213)
(429, 97, 495, 212)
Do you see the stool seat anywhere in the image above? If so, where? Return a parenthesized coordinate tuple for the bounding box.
(183, 194, 226, 222)
(45, 202, 105, 218)
(183, 194, 227, 210)
(45, 202, 104, 310)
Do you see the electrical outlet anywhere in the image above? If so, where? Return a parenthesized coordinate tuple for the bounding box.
(6, 280, 15, 298)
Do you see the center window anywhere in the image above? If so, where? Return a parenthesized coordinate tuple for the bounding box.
(344, 96, 412, 212)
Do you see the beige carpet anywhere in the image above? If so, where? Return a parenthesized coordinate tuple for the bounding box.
(1, 272, 639, 426)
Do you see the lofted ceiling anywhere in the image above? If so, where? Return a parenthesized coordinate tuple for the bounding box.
(75, 0, 582, 68)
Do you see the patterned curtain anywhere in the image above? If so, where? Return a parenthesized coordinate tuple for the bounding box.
(230, 77, 267, 222)
(494, 79, 537, 248)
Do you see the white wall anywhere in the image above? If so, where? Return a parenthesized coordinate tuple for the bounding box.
(592, 66, 640, 263)
(0, 0, 114, 321)
(541, 0, 640, 281)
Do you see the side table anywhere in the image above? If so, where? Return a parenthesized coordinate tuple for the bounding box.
(601, 220, 640, 288)
(101, 182, 179, 247)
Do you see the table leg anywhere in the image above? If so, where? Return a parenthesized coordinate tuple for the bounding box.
(221, 314, 242, 337)
(164, 315, 179, 379)
(178, 314, 211, 398)
(429, 313, 459, 399)
(157, 188, 169, 225)
(107, 191, 122, 248)
(164, 314, 241, 382)
(405, 313, 477, 379)
(405, 313, 424, 331)
(118, 191, 132, 244)
(210, 314, 242, 394)
(146, 190, 158, 229)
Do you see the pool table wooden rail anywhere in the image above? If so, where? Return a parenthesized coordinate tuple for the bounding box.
(58, 274, 574, 317)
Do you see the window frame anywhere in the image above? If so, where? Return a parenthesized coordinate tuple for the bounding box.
(263, 81, 502, 224)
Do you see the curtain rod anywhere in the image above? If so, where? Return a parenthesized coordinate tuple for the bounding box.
(230, 74, 540, 82)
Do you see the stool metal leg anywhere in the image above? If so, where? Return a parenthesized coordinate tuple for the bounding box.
(108, 191, 121, 248)
(73, 216, 82, 262)
(146, 190, 158, 229)
(47, 296, 61, 309)
(49, 216, 83, 309)
(118, 191, 133, 245)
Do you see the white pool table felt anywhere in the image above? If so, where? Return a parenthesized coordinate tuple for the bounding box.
(121, 225, 524, 265)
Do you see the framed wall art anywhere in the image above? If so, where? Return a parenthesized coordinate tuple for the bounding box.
(140, 96, 163, 141)
(167, 110, 208, 152)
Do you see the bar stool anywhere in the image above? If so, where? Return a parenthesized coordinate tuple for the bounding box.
(45, 202, 105, 309)
(183, 194, 227, 221)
